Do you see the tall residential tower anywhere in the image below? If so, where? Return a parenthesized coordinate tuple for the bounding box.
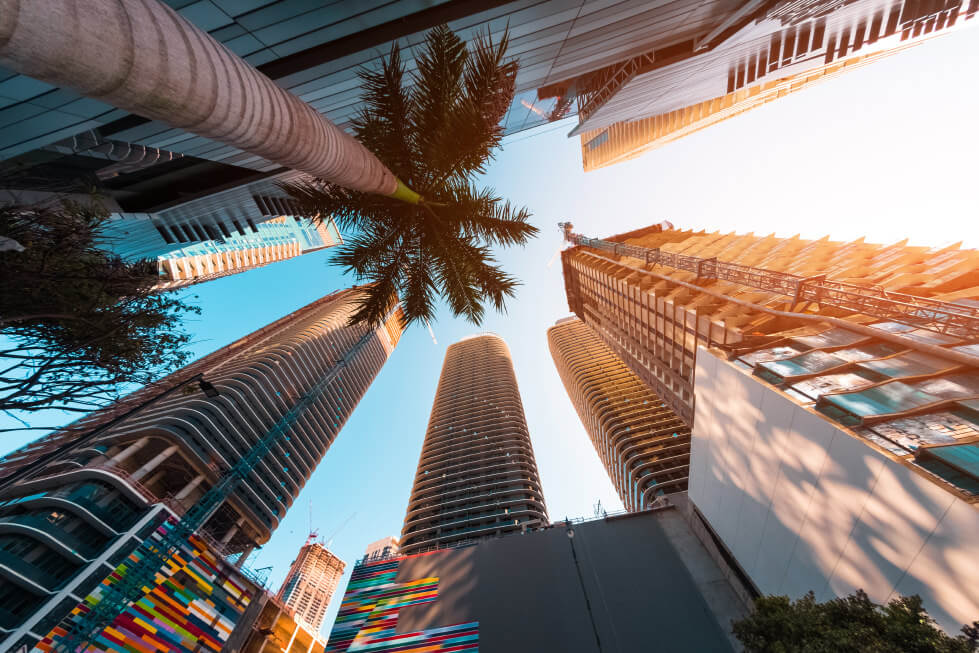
(548, 317, 690, 510)
(277, 536, 345, 633)
(0, 287, 403, 647)
(400, 335, 547, 554)
(559, 222, 979, 631)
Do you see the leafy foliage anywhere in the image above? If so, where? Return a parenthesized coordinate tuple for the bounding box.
(733, 590, 979, 653)
(0, 198, 198, 416)
(282, 24, 538, 327)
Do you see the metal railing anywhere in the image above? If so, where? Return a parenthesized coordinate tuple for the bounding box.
(560, 223, 979, 339)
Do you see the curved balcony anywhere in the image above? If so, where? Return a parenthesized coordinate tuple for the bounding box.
(0, 548, 69, 592)
(0, 514, 107, 560)
(35, 483, 142, 532)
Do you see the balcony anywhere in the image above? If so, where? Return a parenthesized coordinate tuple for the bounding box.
(46, 486, 140, 531)
(0, 514, 106, 559)
(0, 548, 66, 590)
(0, 603, 30, 630)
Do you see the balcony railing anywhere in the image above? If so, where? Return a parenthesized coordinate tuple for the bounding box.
(0, 548, 67, 590)
(0, 514, 105, 559)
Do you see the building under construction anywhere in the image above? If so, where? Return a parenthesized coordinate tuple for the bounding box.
(559, 221, 979, 631)
(277, 536, 345, 634)
(548, 317, 690, 510)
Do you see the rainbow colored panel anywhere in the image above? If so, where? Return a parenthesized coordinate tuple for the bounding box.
(326, 553, 478, 652)
(34, 518, 255, 653)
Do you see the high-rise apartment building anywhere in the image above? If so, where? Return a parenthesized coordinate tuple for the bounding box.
(548, 316, 690, 510)
(566, 0, 977, 170)
(277, 536, 346, 633)
(560, 222, 979, 424)
(559, 222, 979, 632)
(0, 287, 403, 647)
(400, 335, 547, 554)
(0, 0, 763, 168)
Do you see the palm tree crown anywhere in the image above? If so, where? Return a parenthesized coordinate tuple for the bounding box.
(283, 25, 538, 328)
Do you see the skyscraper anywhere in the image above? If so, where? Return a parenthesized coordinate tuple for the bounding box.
(0, 287, 403, 646)
(548, 317, 690, 510)
(400, 334, 547, 554)
(560, 222, 979, 424)
(567, 0, 977, 171)
(277, 536, 346, 633)
(0, 0, 765, 168)
(559, 222, 979, 632)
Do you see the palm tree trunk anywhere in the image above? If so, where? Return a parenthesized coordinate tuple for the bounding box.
(0, 0, 420, 202)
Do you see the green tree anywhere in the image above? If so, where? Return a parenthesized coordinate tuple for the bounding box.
(282, 25, 538, 328)
(0, 198, 198, 416)
(733, 590, 979, 653)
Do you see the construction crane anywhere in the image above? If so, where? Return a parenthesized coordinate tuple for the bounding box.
(54, 321, 385, 651)
(559, 222, 979, 339)
(325, 512, 356, 549)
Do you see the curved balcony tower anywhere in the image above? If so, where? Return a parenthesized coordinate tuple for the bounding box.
(0, 288, 403, 644)
(548, 317, 690, 511)
(400, 334, 548, 555)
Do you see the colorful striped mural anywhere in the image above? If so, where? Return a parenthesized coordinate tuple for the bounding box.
(34, 517, 256, 653)
(326, 553, 478, 652)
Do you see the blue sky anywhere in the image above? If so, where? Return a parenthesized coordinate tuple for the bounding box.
(2, 25, 978, 639)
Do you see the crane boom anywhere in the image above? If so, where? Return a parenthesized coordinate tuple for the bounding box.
(559, 222, 979, 338)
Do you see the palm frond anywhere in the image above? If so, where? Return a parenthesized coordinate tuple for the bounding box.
(352, 43, 417, 180)
(442, 181, 538, 246)
(281, 24, 537, 329)
(411, 24, 468, 181)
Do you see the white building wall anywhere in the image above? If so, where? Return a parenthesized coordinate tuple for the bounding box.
(689, 347, 979, 633)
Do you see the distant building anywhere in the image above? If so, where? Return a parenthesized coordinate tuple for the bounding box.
(400, 334, 548, 554)
(548, 316, 690, 510)
(364, 536, 399, 562)
(328, 500, 750, 652)
(0, 288, 404, 649)
(233, 590, 327, 653)
(277, 537, 346, 633)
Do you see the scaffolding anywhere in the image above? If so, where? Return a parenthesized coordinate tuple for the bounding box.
(560, 223, 979, 339)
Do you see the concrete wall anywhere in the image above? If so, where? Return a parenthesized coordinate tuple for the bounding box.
(689, 347, 979, 633)
(393, 508, 738, 652)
